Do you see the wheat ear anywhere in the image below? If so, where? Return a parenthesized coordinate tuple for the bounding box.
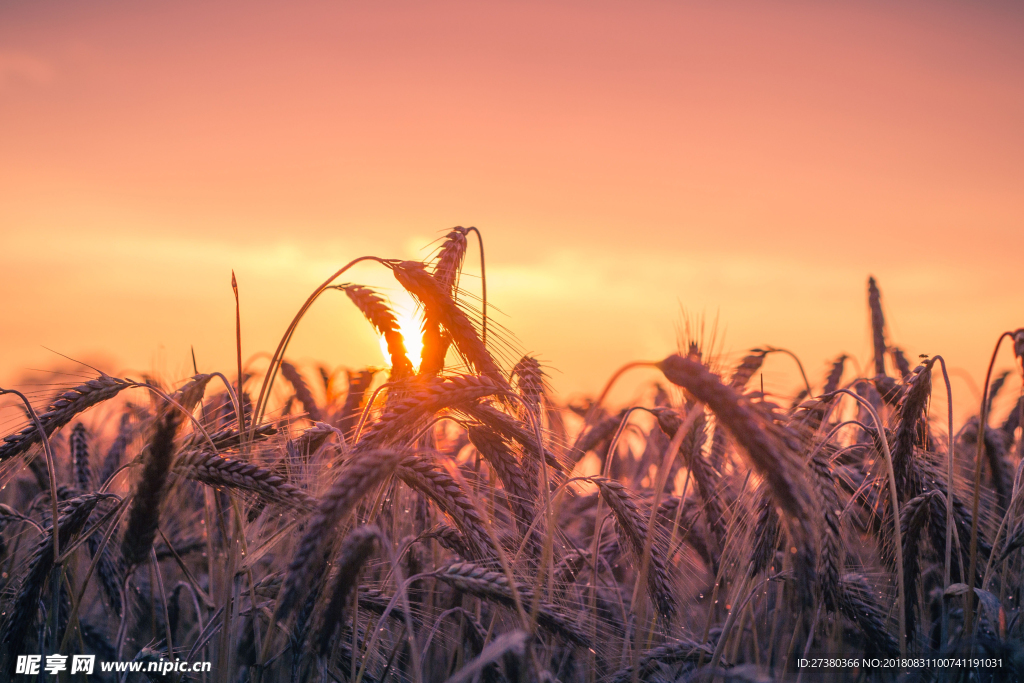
(120, 407, 183, 571)
(0, 375, 136, 463)
(391, 261, 508, 390)
(314, 525, 380, 655)
(174, 449, 317, 512)
(276, 448, 404, 620)
(279, 361, 324, 422)
(1, 494, 105, 659)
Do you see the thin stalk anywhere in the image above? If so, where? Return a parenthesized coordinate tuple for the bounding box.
(932, 356, 955, 646)
(583, 361, 658, 431)
(765, 346, 814, 396)
(151, 548, 176, 664)
(466, 227, 487, 346)
(251, 255, 387, 433)
(232, 271, 245, 437)
(965, 331, 1014, 640)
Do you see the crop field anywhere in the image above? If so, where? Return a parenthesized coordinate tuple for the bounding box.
(0, 228, 1021, 682)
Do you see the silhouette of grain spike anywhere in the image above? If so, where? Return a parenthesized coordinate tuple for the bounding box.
(90, 534, 124, 617)
(396, 453, 493, 560)
(986, 369, 1012, 415)
(432, 227, 470, 294)
(120, 407, 183, 571)
(553, 549, 590, 583)
(731, 348, 769, 388)
(338, 369, 376, 436)
(891, 359, 935, 502)
(391, 261, 508, 390)
(1000, 395, 1023, 449)
(432, 562, 588, 646)
(315, 525, 380, 655)
(356, 588, 411, 624)
(750, 489, 782, 577)
(960, 416, 1012, 513)
(335, 284, 415, 379)
(1, 494, 105, 657)
(998, 519, 1024, 563)
(512, 355, 545, 413)
(873, 374, 902, 407)
(900, 490, 941, 637)
(838, 574, 900, 658)
(810, 451, 842, 612)
(655, 496, 717, 567)
(420, 228, 470, 375)
(571, 409, 626, 464)
(868, 276, 888, 378)
(174, 449, 317, 512)
(592, 477, 675, 620)
(890, 347, 913, 379)
(0, 375, 135, 463)
(279, 361, 323, 423)
(824, 354, 847, 395)
(919, 471, 989, 581)
(169, 373, 213, 414)
(707, 352, 770, 470)
(419, 328, 452, 377)
(422, 523, 474, 559)
(467, 426, 535, 530)
(656, 354, 817, 603)
(652, 407, 724, 557)
(287, 538, 346, 665)
(99, 413, 133, 486)
(276, 448, 404, 621)
(186, 423, 278, 452)
(604, 638, 717, 683)
(463, 403, 564, 474)
(793, 356, 847, 433)
(357, 375, 503, 449)
(70, 423, 93, 491)
(290, 422, 335, 460)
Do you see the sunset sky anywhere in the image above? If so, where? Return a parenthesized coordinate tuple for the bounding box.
(2, 1, 1022, 421)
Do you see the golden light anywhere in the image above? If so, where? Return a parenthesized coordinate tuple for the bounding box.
(378, 292, 425, 372)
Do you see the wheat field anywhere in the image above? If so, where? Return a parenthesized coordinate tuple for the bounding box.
(0, 228, 1021, 682)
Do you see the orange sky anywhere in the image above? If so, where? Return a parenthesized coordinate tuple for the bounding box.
(1, 1, 1022, 422)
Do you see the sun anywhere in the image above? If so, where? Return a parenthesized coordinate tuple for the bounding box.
(378, 294, 425, 372)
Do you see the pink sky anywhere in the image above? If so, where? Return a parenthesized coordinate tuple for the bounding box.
(1, 1, 1022, 421)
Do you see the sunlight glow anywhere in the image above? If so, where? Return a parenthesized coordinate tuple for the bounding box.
(378, 293, 425, 372)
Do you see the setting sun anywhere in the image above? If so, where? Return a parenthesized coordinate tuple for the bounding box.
(378, 294, 425, 372)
